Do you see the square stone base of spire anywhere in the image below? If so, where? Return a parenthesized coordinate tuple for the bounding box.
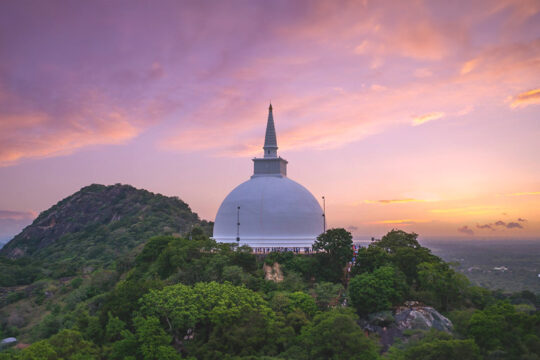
(252, 157, 288, 177)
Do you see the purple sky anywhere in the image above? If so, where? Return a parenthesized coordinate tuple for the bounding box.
(1, 0, 539, 240)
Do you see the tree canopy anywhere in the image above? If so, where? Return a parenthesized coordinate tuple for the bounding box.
(1, 228, 538, 360)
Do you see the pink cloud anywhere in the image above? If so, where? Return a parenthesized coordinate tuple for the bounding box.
(390, 21, 463, 60)
(412, 112, 445, 126)
(0, 107, 141, 166)
(509, 88, 540, 108)
(0, 210, 36, 220)
(365, 199, 426, 204)
(1, 0, 539, 167)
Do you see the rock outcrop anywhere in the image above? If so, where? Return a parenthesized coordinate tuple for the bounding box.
(360, 301, 453, 351)
(263, 262, 284, 282)
(394, 302, 453, 332)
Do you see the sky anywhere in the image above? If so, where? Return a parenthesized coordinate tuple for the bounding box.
(0, 0, 539, 241)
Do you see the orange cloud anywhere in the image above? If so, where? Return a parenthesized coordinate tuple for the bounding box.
(431, 206, 498, 215)
(353, 40, 369, 55)
(461, 58, 479, 75)
(509, 88, 540, 108)
(456, 39, 540, 87)
(157, 4, 539, 161)
(487, 0, 540, 26)
(412, 112, 445, 126)
(372, 219, 429, 224)
(392, 22, 454, 60)
(364, 198, 425, 204)
(161, 88, 392, 156)
(507, 191, 540, 196)
(0, 111, 140, 166)
(0, 210, 36, 220)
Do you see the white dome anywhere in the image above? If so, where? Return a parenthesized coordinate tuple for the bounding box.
(213, 176, 324, 248)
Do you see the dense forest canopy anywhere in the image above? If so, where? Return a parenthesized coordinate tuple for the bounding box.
(0, 228, 538, 359)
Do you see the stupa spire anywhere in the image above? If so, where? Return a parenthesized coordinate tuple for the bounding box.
(252, 104, 287, 177)
(263, 103, 278, 158)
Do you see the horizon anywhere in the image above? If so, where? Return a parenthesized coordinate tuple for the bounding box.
(0, 1, 539, 241)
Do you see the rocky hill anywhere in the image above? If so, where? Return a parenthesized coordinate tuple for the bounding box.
(0, 184, 212, 281)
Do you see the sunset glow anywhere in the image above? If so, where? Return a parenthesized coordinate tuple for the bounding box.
(0, 0, 539, 240)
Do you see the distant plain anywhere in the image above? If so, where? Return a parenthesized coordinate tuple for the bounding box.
(423, 238, 540, 293)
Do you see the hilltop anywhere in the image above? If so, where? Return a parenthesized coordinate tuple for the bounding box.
(0, 184, 212, 283)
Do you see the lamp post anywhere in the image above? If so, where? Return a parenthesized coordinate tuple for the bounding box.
(322, 196, 326, 233)
(236, 206, 240, 243)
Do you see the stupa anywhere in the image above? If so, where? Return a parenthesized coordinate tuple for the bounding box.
(213, 105, 324, 251)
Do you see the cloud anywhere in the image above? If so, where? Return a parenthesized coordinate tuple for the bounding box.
(431, 206, 496, 215)
(364, 198, 425, 204)
(389, 20, 465, 60)
(154, 4, 538, 156)
(0, 210, 36, 220)
(458, 225, 474, 235)
(373, 219, 429, 225)
(0, 109, 141, 166)
(1, 0, 539, 166)
(353, 40, 369, 55)
(412, 112, 445, 126)
(461, 59, 480, 75)
(509, 88, 540, 108)
(487, 0, 540, 27)
(456, 105, 474, 116)
(0, 210, 36, 239)
(507, 191, 540, 196)
(161, 89, 390, 156)
(506, 222, 523, 229)
(476, 223, 494, 230)
(494, 220, 524, 229)
(414, 68, 433, 78)
(517, 217, 527, 222)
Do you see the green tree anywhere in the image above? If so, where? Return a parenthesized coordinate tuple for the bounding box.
(348, 265, 407, 315)
(417, 262, 468, 311)
(313, 228, 353, 283)
(391, 246, 437, 285)
(313, 228, 353, 266)
(48, 329, 100, 359)
(351, 246, 391, 275)
(134, 316, 180, 360)
(19, 340, 57, 360)
(139, 282, 275, 358)
(466, 301, 538, 357)
(99, 277, 162, 324)
(288, 292, 318, 318)
(311, 282, 343, 309)
(351, 229, 441, 291)
(105, 312, 126, 342)
(109, 329, 138, 360)
(372, 229, 421, 253)
(286, 310, 310, 334)
(222, 265, 250, 286)
(300, 308, 379, 360)
(386, 331, 481, 360)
